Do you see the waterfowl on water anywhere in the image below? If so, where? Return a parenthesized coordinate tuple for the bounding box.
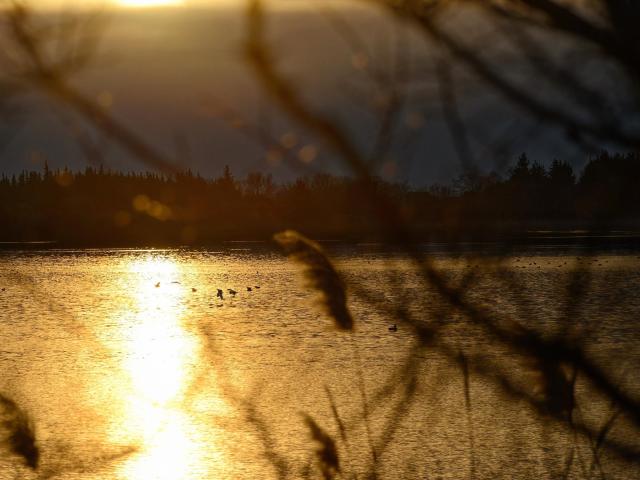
(192, 288, 197, 292)
(216, 289, 224, 300)
(154, 282, 160, 288)
(389, 324, 398, 332)
(228, 289, 237, 296)
(247, 287, 252, 292)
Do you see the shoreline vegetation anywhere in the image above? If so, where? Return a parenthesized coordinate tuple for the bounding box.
(1, 151, 639, 247)
(0, 233, 639, 251)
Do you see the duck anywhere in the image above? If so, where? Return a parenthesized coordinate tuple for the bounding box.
(247, 287, 252, 292)
(154, 282, 160, 288)
(216, 289, 224, 300)
(192, 287, 197, 292)
(228, 289, 237, 296)
(388, 324, 398, 332)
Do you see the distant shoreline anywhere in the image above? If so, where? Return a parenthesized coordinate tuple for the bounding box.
(1, 229, 639, 253)
(2, 152, 639, 250)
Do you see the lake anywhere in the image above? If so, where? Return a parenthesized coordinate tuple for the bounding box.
(0, 245, 639, 479)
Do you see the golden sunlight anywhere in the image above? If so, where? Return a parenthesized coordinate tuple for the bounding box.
(125, 258, 192, 402)
(116, 0, 185, 8)
(114, 256, 208, 479)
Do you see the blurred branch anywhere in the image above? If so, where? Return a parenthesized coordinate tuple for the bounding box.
(246, 1, 640, 467)
(0, 393, 38, 471)
(1, 3, 179, 175)
(274, 230, 353, 331)
(376, 0, 640, 149)
(246, 0, 422, 249)
(487, 0, 640, 83)
(246, 1, 370, 181)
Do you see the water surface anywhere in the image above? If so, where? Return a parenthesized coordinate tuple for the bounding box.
(0, 247, 639, 479)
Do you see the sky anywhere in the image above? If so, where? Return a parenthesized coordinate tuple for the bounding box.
(0, 1, 594, 185)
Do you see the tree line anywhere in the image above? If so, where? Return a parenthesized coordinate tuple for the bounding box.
(424, 151, 640, 233)
(0, 151, 638, 245)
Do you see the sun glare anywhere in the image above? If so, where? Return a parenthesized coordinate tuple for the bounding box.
(112, 255, 208, 479)
(117, 0, 185, 8)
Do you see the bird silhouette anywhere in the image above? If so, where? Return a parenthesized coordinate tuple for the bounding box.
(217, 289, 224, 300)
(228, 289, 237, 296)
(192, 288, 197, 292)
(154, 282, 160, 288)
(247, 287, 252, 292)
(388, 324, 398, 332)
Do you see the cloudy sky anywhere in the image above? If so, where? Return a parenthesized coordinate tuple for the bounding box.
(0, 1, 588, 185)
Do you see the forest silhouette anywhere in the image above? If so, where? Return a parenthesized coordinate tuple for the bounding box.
(1, 151, 638, 246)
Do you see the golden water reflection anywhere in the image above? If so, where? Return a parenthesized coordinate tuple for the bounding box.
(4, 250, 639, 479)
(108, 255, 215, 479)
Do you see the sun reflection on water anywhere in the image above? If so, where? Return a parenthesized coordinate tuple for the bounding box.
(109, 255, 210, 479)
